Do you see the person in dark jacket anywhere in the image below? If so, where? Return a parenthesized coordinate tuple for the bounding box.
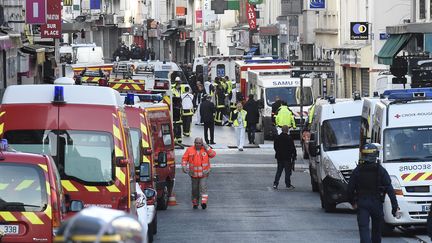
(200, 95, 216, 145)
(348, 143, 399, 243)
(273, 125, 297, 189)
(243, 94, 260, 144)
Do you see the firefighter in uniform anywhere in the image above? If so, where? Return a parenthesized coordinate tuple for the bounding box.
(214, 84, 226, 126)
(348, 143, 399, 243)
(181, 86, 194, 137)
(182, 137, 216, 209)
(173, 96, 183, 144)
(228, 83, 239, 126)
(275, 102, 296, 134)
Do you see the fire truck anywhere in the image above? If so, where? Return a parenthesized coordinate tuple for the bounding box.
(235, 58, 292, 98)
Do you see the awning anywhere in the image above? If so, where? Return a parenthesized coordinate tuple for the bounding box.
(378, 34, 412, 65)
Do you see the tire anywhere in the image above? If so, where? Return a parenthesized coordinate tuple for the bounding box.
(157, 185, 169, 210)
(153, 212, 158, 235)
(320, 190, 336, 212)
(381, 222, 395, 236)
(147, 223, 154, 243)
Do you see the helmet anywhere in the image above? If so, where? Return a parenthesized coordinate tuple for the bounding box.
(360, 143, 379, 164)
(175, 77, 181, 82)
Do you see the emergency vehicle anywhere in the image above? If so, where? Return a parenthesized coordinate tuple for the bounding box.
(0, 85, 141, 220)
(248, 70, 316, 139)
(307, 96, 363, 211)
(235, 58, 292, 98)
(0, 139, 70, 243)
(193, 55, 244, 82)
(362, 88, 432, 232)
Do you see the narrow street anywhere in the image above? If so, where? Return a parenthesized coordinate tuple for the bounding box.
(154, 124, 429, 242)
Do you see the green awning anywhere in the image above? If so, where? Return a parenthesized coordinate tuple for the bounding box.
(378, 34, 412, 65)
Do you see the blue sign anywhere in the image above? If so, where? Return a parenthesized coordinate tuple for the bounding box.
(90, 0, 101, 9)
(310, 0, 325, 9)
(379, 33, 390, 40)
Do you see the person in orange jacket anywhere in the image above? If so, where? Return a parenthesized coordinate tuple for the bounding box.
(182, 137, 216, 209)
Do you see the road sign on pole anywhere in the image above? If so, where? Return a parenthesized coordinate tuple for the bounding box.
(292, 60, 334, 67)
(292, 70, 334, 79)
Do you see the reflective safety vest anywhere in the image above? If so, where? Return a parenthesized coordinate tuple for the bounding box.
(226, 80, 233, 94)
(181, 146, 216, 178)
(233, 109, 247, 128)
(276, 106, 296, 128)
(308, 104, 316, 124)
(172, 87, 181, 98)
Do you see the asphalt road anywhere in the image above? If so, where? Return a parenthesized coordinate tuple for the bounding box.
(154, 147, 430, 243)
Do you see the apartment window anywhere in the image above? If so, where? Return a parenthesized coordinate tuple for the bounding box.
(360, 68, 370, 97)
(420, 0, 426, 19)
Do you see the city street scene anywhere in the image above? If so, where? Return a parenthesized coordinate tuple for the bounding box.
(0, 0, 432, 242)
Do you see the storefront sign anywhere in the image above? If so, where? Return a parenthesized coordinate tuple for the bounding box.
(350, 22, 369, 40)
(246, 3, 257, 30)
(40, 0, 62, 38)
(26, 0, 47, 24)
(309, 0, 325, 10)
(248, 0, 263, 4)
(196, 10, 202, 23)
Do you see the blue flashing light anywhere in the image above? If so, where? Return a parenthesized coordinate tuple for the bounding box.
(387, 91, 432, 101)
(244, 59, 289, 64)
(53, 86, 65, 104)
(138, 94, 163, 102)
(383, 88, 432, 97)
(125, 93, 135, 105)
(0, 139, 8, 151)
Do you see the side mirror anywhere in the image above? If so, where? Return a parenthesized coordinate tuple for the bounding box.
(309, 141, 320, 157)
(138, 163, 151, 182)
(143, 188, 156, 199)
(69, 200, 84, 212)
(157, 152, 167, 168)
(116, 157, 130, 167)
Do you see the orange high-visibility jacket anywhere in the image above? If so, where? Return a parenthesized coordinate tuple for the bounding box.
(182, 146, 216, 178)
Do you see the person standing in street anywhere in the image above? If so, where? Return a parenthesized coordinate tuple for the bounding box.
(200, 95, 216, 145)
(172, 96, 183, 144)
(273, 125, 296, 190)
(182, 137, 216, 209)
(232, 102, 247, 151)
(243, 94, 260, 144)
(275, 101, 296, 134)
(181, 86, 194, 137)
(348, 143, 399, 243)
(193, 82, 206, 125)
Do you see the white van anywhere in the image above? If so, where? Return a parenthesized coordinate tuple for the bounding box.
(375, 73, 411, 95)
(363, 88, 432, 233)
(248, 70, 316, 139)
(308, 96, 363, 211)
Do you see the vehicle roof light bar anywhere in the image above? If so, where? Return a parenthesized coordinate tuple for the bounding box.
(244, 59, 289, 64)
(387, 91, 432, 101)
(382, 88, 432, 97)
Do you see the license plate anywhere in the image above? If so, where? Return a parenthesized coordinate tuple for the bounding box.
(422, 205, 430, 212)
(0, 225, 19, 235)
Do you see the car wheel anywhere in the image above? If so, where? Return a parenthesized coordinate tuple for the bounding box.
(157, 185, 169, 210)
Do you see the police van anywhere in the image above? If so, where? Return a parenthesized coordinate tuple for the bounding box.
(362, 88, 432, 232)
(308, 95, 363, 211)
(247, 70, 316, 139)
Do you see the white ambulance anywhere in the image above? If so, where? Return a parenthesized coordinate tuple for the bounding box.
(193, 55, 243, 82)
(307, 96, 363, 212)
(247, 70, 316, 139)
(363, 88, 432, 232)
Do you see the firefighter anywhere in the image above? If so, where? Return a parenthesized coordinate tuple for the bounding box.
(182, 137, 216, 209)
(214, 84, 226, 126)
(172, 77, 182, 98)
(181, 86, 194, 137)
(173, 95, 183, 144)
(271, 96, 283, 124)
(275, 101, 296, 134)
(348, 143, 400, 243)
(228, 83, 239, 126)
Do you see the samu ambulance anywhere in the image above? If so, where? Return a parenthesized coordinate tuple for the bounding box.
(248, 70, 316, 139)
(363, 88, 432, 232)
(0, 139, 69, 243)
(0, 85, 140, 220)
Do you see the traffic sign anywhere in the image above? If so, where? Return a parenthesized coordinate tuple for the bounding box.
(292, 60, 334, 67)
(291, 70, 334, 79)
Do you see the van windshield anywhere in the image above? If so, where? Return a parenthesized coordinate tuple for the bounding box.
(5, 130, 114, 184)
(322, 117, 361, 151)
(130, 128, 141, 167)
(384, 126, 432, 162)
(0, 164, 47, 212)
(266, 87, 313, 106)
